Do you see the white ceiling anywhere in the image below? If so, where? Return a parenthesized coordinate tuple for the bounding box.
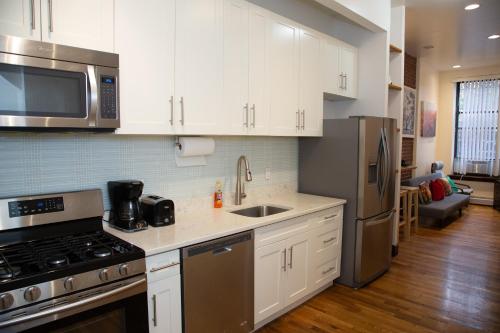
(405, 0, 500, 71)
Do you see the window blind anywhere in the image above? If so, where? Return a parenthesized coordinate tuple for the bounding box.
(453, 79, 500, 176)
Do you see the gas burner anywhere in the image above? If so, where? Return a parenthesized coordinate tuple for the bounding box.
(0, 258, 5, 265)
(84, 241, 93, 247)
(47, 255, 68, 267)
(0, 266, 21, 280)
(93, 248, 111, 258)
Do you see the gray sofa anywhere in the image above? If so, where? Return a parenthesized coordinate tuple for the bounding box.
(401, 173, 470, 227)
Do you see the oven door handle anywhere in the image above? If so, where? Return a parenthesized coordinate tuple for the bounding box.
(0, 277, 146, 329)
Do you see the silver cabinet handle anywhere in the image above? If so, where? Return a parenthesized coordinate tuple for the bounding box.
(323, 237, 336, 244)
(301, 110, 305, 130)
(179, 97, 184, 125)
(243, 103, 249, 127)
(296, 109, 300, 130)
(339, 73, 343, 90)
(251, 104, 256, 128)
(282, 249, 287, 272)
(149, 262, 180, 273)
(344, 74, 348, 90)
(322, 266, 335, 275)
(152, 294, 158, 327)
(30, 0, 35, 30)
(323, 214, 337, 220)
(288, 246, 293, 269)
(169, 96, 174, 125)
(48, 0, 53, 32)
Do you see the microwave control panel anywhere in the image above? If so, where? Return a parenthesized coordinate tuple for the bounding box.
(100, 76, 117, 119)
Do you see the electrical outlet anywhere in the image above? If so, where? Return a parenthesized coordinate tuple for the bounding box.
(265, 168, 271, 180)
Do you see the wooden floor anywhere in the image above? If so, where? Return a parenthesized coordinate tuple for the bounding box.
(257, 205, 500, 333)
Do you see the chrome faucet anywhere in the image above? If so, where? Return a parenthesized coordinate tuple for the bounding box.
(235, 155, 252, 205)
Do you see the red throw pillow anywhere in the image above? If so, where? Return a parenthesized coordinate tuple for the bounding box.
(430, 179, 445, 201)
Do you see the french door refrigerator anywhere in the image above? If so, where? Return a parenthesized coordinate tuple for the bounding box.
(299, 116, 396, 288)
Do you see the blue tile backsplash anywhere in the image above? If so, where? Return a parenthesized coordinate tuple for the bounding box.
(0, 133, 298, 209)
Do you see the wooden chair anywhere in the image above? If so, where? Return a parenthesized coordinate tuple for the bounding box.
(401, 186, 419, 236)
(399, 189, 409, 240)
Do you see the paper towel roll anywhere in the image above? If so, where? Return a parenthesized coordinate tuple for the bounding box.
(176, 137, 215, 157)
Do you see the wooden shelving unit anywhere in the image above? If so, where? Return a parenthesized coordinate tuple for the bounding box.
(390, 44, 402, 53)
(388, 83, 402, 91)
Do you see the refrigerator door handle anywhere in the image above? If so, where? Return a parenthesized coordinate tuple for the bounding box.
(383, 127, 391, 198)
(376, 129, 384, 198)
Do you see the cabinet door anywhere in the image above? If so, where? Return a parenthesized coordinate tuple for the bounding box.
(299, 28, 323, 137)
(40, 0, 114, 52)
(0, 0, 40, 40)
(115, 0, 175, 135)
(321, 37, 341, 96)
(148, 275, 182, 333)
(247, 4, 269, 135)
(284, 232, 311, 307)
(222, 0, 249, 135)
(254, 240, 286, 324)
(341, 46, 357, 98)
(266, 14, 299, 136)
(175, 0, 223, 135)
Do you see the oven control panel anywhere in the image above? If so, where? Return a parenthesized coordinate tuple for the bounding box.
(8, 197, 64, 218)
(100, 76, 117, 119)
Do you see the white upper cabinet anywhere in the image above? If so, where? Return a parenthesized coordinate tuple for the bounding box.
(0, 0, 40, 40)
(247, 4, 269, 135)
(322, 36, 358, 99)
(340, 45, 357, 98)
(175, 0, 223, 135)
(115, 0, 175, 135)
(298, 28, 323, 136)
(222, 0, 250, 135)
(266, 14, 300, 136)
(40, 0, 114, 52)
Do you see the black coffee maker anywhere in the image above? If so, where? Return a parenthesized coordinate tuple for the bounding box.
(108, 180, 148, 232)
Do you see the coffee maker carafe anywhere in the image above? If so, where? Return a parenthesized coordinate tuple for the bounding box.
(108, 180, 148, 232)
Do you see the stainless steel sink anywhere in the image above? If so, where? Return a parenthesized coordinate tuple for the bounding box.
(230, 205, 291, 218)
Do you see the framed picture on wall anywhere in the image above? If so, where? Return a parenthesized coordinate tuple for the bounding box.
(421, 101, 437, 137)
(403, 86, 417, 137)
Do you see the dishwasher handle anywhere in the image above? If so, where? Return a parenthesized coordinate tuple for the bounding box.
(183, 231, 253, 258)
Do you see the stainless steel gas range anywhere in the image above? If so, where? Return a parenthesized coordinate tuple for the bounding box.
(0, 190, 148, 332)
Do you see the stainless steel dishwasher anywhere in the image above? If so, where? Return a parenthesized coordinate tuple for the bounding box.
(182, 230, 254, 333)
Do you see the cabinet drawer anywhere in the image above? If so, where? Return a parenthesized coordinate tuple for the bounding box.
(255, 216, 310, 249)
(146, 250, 180, 282)
(312, 256, 340, 288)
(312, 227, 341, 266)
(307, 206, 342, 229)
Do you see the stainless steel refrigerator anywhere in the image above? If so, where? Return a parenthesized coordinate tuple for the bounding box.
(299, 116, 396, 288)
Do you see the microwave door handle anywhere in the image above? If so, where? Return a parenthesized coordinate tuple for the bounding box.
(88, 65, 98, 127)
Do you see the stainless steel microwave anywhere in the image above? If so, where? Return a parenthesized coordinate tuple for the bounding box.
(0, 35, 119, 130)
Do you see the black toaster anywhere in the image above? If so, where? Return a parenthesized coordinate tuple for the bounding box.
(140, 195, 175, 227)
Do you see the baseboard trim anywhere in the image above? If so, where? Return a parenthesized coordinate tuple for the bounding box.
(470, 197, 493, 206)
(253, 281, 333, 331)
(392, 245, 399, 257)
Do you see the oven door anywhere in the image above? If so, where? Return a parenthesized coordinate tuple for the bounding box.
(0, 275, 148, 333)
(0, 52, 98, 129)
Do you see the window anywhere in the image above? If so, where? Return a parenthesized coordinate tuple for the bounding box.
(453, 79, 500, 176)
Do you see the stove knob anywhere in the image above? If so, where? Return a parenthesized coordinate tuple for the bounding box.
(24, 286, 41, 302)
(119, 264, 129, 276)
(99, 268, 110, 282)
(0, 293, 14, 310)
(64, 277, 76, 291)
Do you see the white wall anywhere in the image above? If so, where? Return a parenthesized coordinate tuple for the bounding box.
(415, 57, 440, 176)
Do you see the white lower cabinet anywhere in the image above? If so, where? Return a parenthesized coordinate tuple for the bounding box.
(254, 205, 344, 325)
(146, 250, 182, 333)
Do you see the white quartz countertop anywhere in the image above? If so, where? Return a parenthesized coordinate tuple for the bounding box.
(104, 192, 346, 256)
